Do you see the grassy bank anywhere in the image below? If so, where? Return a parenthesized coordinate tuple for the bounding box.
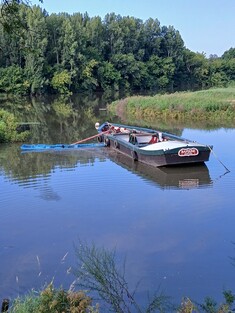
(108, 87, 235, 127)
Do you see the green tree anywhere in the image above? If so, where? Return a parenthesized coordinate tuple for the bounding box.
(111, 53, 144, 89)
(23, 5, 48, 94)
(61, 18, 78, 74)
(208, 58, 228, 87)
(81, 59, 99, 90)
(179, 49, 208, 89)
(103, 13, 124, 59)
(51, 69, 72, 94)
(142, 18, 161, 61)
(222, 47, 235, 60)
(119, 16, 143, 56)
(0, 1, 43, 40)
(46, 13, 65, 66)
(0, 3, 234, 95)
(97, 61, 121, 90)
(222, 58, 235, 81)
(147, 55, 175, 89)
(85, 16, 104, 61)
(0, 65, 30, 94)
(160, 26, 184, 59)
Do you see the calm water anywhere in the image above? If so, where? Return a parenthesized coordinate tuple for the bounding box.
(0, 99, 235, 309)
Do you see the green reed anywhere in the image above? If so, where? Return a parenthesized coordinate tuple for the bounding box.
(109, 87, 235, 124)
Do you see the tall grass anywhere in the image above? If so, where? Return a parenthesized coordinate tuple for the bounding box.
(109, 87, 235, 124)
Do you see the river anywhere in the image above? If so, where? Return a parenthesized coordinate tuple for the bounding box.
(0, 94, 235, 310)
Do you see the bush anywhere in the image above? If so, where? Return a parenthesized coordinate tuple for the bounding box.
(10, 284, 99, 313)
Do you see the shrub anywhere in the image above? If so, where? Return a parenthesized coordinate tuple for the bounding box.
(10, 284, 99, 313)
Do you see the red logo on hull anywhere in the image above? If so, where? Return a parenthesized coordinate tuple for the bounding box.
(178, 148, 199, 157)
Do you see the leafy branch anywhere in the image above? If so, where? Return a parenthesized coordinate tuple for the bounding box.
(0, 0, 43, 36)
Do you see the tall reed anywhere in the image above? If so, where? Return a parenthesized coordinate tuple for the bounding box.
(109, 87, 235, 124)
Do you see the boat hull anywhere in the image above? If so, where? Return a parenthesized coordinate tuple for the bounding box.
(105, 136, 210, 167)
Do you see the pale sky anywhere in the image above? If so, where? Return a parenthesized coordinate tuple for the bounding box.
(32, 0, 235, 57)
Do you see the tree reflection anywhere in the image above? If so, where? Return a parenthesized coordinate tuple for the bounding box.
(0, 144, 102, 184)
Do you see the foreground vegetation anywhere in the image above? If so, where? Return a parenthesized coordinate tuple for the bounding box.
(108, 87, 235, 126)
(4, 243, 235, 313)
(8, 284, 99, 313)
(7, 286, 235, 313)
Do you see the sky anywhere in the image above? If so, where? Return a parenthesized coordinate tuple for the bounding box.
(32, 0, 235, 57)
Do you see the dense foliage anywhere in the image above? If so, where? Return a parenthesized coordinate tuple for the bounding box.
(0, 4, 234, 95)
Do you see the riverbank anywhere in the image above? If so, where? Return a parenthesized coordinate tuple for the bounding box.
(4, 286, 235, 312)
(108, 87, 235, 127)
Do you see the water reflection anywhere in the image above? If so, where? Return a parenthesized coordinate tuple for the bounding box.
(0, 93, 120, 145)
(0, 144, 103, 180)
(105, 150, 213, 190)
(0, 144, 106, 205)
(0, 142, 213, 191)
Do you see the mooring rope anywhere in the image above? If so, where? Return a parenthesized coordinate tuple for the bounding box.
(207, 145, 230, 173)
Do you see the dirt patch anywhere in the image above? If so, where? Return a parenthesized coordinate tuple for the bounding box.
(116, 99, 128, 119)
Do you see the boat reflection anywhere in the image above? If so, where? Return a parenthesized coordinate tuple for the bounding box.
(0, 143, 212, 191)
(106, 150, 213, 190)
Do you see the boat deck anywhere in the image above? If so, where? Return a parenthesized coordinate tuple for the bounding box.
(111, 133, 205, 152)
(141, 141, 200, 151)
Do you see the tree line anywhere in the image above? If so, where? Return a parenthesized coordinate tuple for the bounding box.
(0, 4, 234, 95)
